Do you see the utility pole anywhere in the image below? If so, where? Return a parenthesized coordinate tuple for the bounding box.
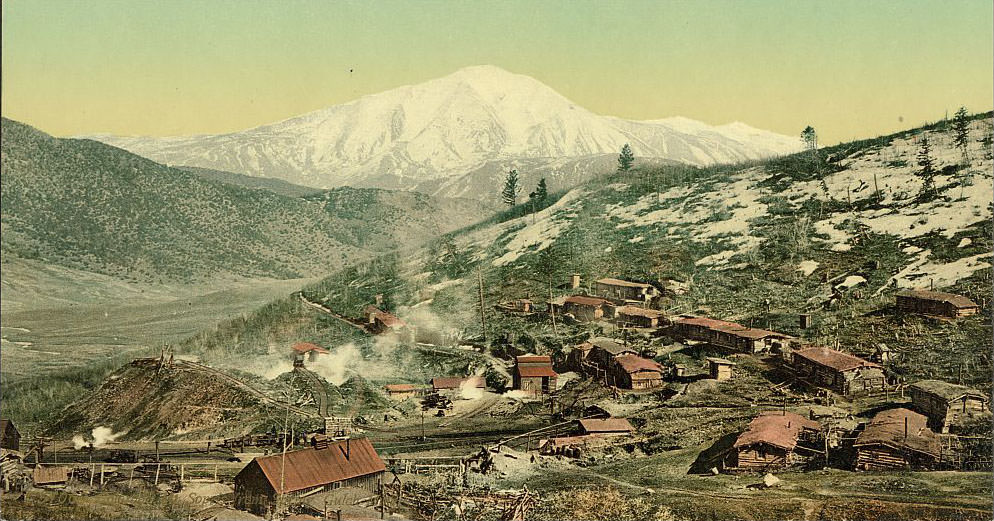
(548, 278, 559, 339)
(477, 267, 487, 345)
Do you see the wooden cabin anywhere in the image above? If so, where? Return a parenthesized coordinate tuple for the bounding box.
(896, 289, 979, 318)
(609, 354, 664, 390)
(909, 380, 990, 434)
(513, 356, 557, 397)
(854, 409, 941, 471)
(234, 438, 385, 516)
(587, 338, 638, 372)
(363, 305, 408, 334)
(562, 296, 611, 321)
(614, 305, 665, 328)
(567, 342, 596, 372)
(32, 465, 71, 488)
(291, 342, 329, 368)
(578, 418, 634, 436)
(592, 278, 660, 304)
(707, 357, 735, 381)
(383, 384, 420, 400)
(0, 420, 20, 452)
(791, 346, 886, 396)
(670, 316, 793, 353)
(723, 412, 821, 473)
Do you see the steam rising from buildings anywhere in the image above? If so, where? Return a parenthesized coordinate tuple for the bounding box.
(72, 426, 124, 449)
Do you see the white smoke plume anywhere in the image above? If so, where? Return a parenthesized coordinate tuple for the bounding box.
(457, 378, 484, 400)
(72, 426, 124, 449)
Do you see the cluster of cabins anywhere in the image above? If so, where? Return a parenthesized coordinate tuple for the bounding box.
(717, 379, 989, 473)
(568, 338, 665, 390)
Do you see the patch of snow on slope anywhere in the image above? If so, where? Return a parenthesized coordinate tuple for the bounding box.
(797, 260, 820, 276)
(491, 189, 585, 266)
(895, 253, 992, 289)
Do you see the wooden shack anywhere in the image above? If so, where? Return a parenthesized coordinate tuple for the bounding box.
(909, 380, 990, 434)
(383, 384, 419, 400)
(562, 296, 611, 321)
(614, 306, 665, 328)
(609, 354, 664, 390)
(513, 356, 557, 397)
(291, 342, 329, 368)
(587, 338, 638, 373)
(723, 412, 821, 473)
(896, 289, 979, 318)
(578, 418, 634, 436)
(0, 420, 20, 452)
(791, 346, 886, 395)
(567, 342, 596, 372)
(707, 357, 735, 381)
(592, 278, 660, 304)
(234, 437, 385, 516)
(32, 465, 71, 488)
(671, 316, 793, 353)
(363, 305, 408, 334)
(854, 408, 941, 471)
(431, 376, 485, 393)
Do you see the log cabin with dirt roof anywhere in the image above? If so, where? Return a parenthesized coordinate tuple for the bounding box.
(896, 289, 979, 318)
(670, 316, 794, 354)
(614, 305, 665, 328)
(853, 408, 942, 471)
(562, 295, 611, 321)
(790, 346, 886, 396)
(722, 411, 821, 473)
(908, 380, 990, 434)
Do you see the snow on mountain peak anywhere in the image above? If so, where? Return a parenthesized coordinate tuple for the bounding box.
(88, 65, 804, 195)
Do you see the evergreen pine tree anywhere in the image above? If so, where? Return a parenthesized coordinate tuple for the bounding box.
(801, 126, 818, 151)
(617, 144, 635, 172)
(535, 178, 548, 200)
(501, 169, 521, 207)
(953, 107, 970, 159)
(916, 135, 936, 197)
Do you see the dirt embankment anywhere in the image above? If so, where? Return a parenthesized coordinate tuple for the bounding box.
(51, 358, 277, 441)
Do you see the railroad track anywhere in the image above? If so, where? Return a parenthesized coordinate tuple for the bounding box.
(174, 360, 317, 418)
(296, 367, 331, 417)
(297, 293, 370, 333)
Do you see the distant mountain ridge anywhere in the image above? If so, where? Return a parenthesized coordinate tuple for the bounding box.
(88, 65, 803, 199)
(1, 118, 492, 282)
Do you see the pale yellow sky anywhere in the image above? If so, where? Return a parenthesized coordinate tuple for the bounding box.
(2, 0, 991, 144)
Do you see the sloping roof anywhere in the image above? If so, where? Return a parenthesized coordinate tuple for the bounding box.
(615, 306, 664, 319)
(579, 418, 634, 434)
(733, 412, 820, 451)
(896, 289, 978, 309)
(517, 366, 558, 378)
(431, 376, 485, 390)
(0, 419, 16, 435)
(613, 354, 663, 373)
(589, 338, 636, 356)
(595, 278, 653, 289)
(33, 465, 70, 485)
(854, 408, 941, 458)
(384, 384, 417, 393)
(363, 306, 406, 328)
(251, 438, 385, 494)
(674, 317, 789, 340)
(793, 346, 880, 372)
(516, 355, 552, 364)
(564, 295, 610, 307)
(910, 380, 988, 402)
(706, 357, 736, 366)
(293, 342, 330, 354)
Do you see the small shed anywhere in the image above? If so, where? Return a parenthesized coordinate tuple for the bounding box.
(609, 355, 664, 390)
(908, 380, 990, 434)
(562, 296, 611, 321)
(292, 342, 330, 367)
(578, 418, 634, 436)
(0, 420, 20, 452)
(896, 289, 979, 318)
(567, 342, 596, 372)
(614, 306, 665, 328)
(592, 278, 660, 304)
(854, 408, 941, 471)
(791, 346, 886, 395)
(707, 357, 736, 381)
(723, 411, 821, 473)
(233, 438, 385, 516)
(383, 384, 419, 400)
(512, 356, 557, 397)
(32, 465, 71, 488)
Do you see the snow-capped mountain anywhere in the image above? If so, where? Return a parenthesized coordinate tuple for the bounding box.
(88, 65, 802, 195)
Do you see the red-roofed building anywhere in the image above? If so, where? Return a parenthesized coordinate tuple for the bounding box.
(563, 296, 611, 321)
(383, 384, 421, 400)
(671, 316, 794, 353)
(234, 437, 385, 516)
(896, 289, 979, 318)
(609, 354, 664, 390)
(723, 412, 821, 473)
(592, 278, 660, 304)
(513, 355, 557, 396)
(791, 346, 886, 396)
(363, 306, 408, 335)
(292, 342, 330, 368)
(614, 305, 666, 328)
(578, 418, 634, 435)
